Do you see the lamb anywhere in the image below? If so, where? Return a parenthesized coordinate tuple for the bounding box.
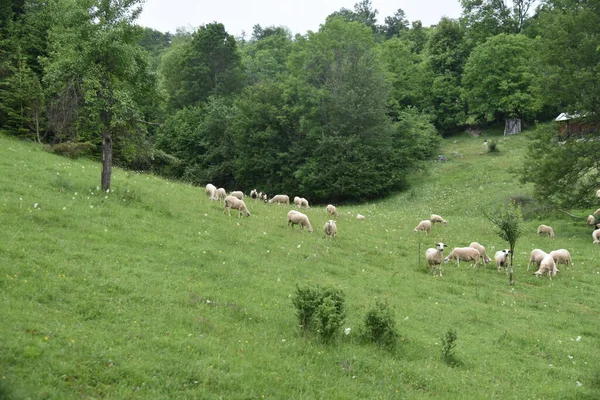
(430, 214, 448, 225)
(469, 242, 492, 263)
(323, 220, 337, 239)
(413, 220, 432, 235)
(494, 249, 512, 273)
(205, 183, 217, 200)
(259, 192, 268, 202)
(250, 189, 258, 199)
(223, 195, 250, 217)
(230, 191, 244, 200)
(326, 204, 338, 217)
(287, 210, 313, 232)
(216, 188, 227, 200)
(533, 253, 558, 278)
(269, 194, 290, 205)
(587, 215, 596, 226)
(425, 243, 447, 277)
(537, 224, 555, 238)
(549, 249, 573, 268)
(444, 247, 481, 268)
(356, 214, 366, 220)
(527, 249, 548, 271)
(594, 228, 600, 244)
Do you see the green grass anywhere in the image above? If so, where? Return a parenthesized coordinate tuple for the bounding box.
(1, 131, 600, 399)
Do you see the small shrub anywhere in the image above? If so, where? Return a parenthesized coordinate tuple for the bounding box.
(292, 284, 346, 342)
(45, 141, 95, 158)
(441, 328, 459, 366)
(362, 301, 399, 348)
(487, 140, 498, 153)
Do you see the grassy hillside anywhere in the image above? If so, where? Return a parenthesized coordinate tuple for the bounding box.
(1, 132, 599, 399)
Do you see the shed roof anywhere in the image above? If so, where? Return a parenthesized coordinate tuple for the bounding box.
(555, 112, 582, 121)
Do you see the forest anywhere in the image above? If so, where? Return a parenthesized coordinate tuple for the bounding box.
(1, 0, 599, 204)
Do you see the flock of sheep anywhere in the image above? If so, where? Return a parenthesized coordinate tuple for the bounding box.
(415, 213, 575, 279)
(204, 183, 350, 239)
(205, 183, 598, 279)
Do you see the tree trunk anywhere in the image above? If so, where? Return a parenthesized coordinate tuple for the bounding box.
(101, 133, 112, 192)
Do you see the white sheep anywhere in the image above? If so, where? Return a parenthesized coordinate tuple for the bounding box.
(594, 229, 600, 244)
(469, 242, 492, 263)
(230, 191, 244, 200)
(537, 224, 555, 238)
(259, 192, 268, 202)
(323, 220, 337, 239)
(250, 189, 258, 199)
(594, 208, 600, 216)
(223, 195, 250, 217)
(293, 196, 302, 207)
(300, 198, 310, 209)
(587, 215, 596, 226)
(494, 249, 512, 273)
(425, 243, 447, 277)
(356, 214, 366, 220)
(444, 247, 481, 268)
(326, 204, 338, 217)
(527, 249, 548, 271)
(549, 249, 573, 268)
(533, 253, 558, 278)
(413, 220, 432, 235)
(216, 188, 227, 200)
(287, 210, 313, 232)
(269, 194, 290, 205)
(205, 183, 218, 200)
(596, 189, 600, 199)
(430, 214, 448, 225)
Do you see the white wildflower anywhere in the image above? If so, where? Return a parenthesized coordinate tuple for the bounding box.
(344, 328, 351, 335)
(297, 244, 301, 248)
(33, 203, 38, 208)
(576, 381, 583, 387)
(576, 336, 582, 342)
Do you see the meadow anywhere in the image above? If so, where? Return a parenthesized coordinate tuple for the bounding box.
(1, 130, 599, 399)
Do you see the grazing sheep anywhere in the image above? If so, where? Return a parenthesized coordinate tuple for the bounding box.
(597, 189, 600, 199)
(594, 208, 600, 216)
(527, 249, 548, 271)
(287, 210, 313, 232)
(230, 191, 244, 200)
(356, 214, 366, 220)
(588, 215, 596, 226)
(537, 224, 555, 238)
(323, 220, 337, 239)
(594, 229, 600, 244)
(258, 192, 268, 202)
(216, 188, 227, 201)
(250, 189, 258, 199)
(425, 243, 448, 277)
(444, 247, 481, 268)
(533, 253, 558, 278)
(326, 204, 338, 217)
(494, 249, 512, 273)
(269, 194, 290, 205)
(413, 220, 432, 235)
(300, 198, 310, 209)
(223, 195, 250, 218)
(430, 214, 448, 225)
(293, 196, 302, 207)
(469, 242, 492, 263)
(205, 183, 218, 200)
(549, 249, 573, 268)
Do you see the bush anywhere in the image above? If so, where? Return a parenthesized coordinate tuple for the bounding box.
(487, 139, 498, 153)
(45, 141, 95, 158)
(362, 301, 399, 348)
(292, 284, 346, 342)
(441, 328, 459, 366)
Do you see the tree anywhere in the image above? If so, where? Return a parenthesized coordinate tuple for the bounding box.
(242, 26, 292, 85)
(43, 0, 155, 191)
(381, 8, 409, 39)
(168, 23, 245, 109)
(327, 0, 379, 34)
(484, 201, 523, 285)
(462, 33, 540, 124)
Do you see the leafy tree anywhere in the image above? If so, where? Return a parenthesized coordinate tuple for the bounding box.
(381, 8, 409, 39)
(43, 0, 156, 191)
(327, 0, 379, 34)
(460, 0, 538, 46)
(462, 33, 540, 124)
(484, 201, 523, 285)
(166, 23, 245, 110)
(242, 26, 292, 85)
(400, 20, 430, 54)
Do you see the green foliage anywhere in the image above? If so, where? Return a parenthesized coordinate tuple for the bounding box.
(362, 301, 399, 348)
(462, 33, 540, 122)
(44, 141, 94, 159)
(292, 284, 346, 342)
(441, 328, 459, 366)
(242, 27, 292, 85)
(485, 201, 523, 251)
(518, 123, 600, 209)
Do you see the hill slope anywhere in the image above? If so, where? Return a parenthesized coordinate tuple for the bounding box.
(1, 132, 599, 399)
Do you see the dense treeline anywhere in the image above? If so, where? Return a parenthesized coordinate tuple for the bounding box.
(0, 0, 598, 203)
